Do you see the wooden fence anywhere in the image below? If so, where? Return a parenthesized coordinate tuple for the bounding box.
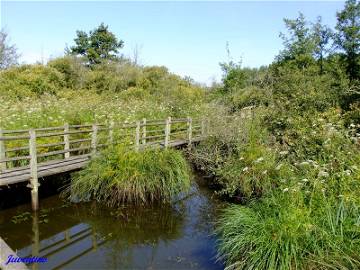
(0, 117, 207, 210)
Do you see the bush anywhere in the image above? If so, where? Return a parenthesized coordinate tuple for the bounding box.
(229, 86, 271, 111)
(0, 65, 65, 97)
(67, 146, 191, 206)
(48, 56, 86, 89)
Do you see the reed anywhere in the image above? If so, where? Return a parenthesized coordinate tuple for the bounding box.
(65, 146, 191, 206)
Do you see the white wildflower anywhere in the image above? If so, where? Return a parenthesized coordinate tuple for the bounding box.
(283, 188, 289, 192)
(318, 171, 329, 178)
(254, 157, 264, 163)
(242, 167, 249, 172)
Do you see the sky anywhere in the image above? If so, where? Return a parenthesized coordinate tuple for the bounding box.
(0, 1, 346, 84)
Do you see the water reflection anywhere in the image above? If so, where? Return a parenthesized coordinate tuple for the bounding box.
(0, 176, 223, 270)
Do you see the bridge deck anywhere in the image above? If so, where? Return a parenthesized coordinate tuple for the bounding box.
(0, 138, 199, 187)
(0, 117, 206, 210)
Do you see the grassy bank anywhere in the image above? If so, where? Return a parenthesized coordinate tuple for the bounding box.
(66, 146, 191, 205)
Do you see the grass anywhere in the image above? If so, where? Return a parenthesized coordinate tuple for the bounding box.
(190, 108, 360, 269)
(65, 146, 191, 206)
(216, 193, 360, 270)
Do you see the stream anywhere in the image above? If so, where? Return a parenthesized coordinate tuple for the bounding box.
(0, 173, 224, 270)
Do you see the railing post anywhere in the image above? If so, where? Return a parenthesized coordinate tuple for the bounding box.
(64, 123, 70, 159)
(109, 120, 114, 145)
(164, 117, 171, 148)
(206, 118, 210, 136)
(187, 117, 192, 147)
(135, 121, 140, 152)
(29, 129, 39, 211)
(0, 129, 6, 171)
(142, 118, 146, 145)
(91, 124, 98, 155)
(201, 118, 206, 137)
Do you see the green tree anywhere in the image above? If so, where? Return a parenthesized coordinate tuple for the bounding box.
(335, 0, 360, 81)
(0, 30, 19, 69)
(69, 23, 124, 66)
(277, 13, 316, 69)
(312, 16, 333, 74)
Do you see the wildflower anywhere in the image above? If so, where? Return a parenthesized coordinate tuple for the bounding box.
(318, 171, 329, 178)
(279, 151, 288, 155)
(344, 170, 351, 176)
(299, 161, 310, 166)
(254, 157, 264, 163)
(242, 167, 249, 172)
(302, 178, 309, 182)
(283, 188, 289, 192)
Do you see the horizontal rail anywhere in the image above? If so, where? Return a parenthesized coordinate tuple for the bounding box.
(0, 155, 30, 163)
(0, 117, 210, 183)
(37, 147, 91, 158)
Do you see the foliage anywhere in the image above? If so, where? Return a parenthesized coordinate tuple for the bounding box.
(0, 30, 19, 70)
(336, 0, 360, 81)
(0, 65, 65, 97)
(66, 147, 191, 206)
(48, 56, 87, 88)
(277, 13, 316, 69)
(68, 23, 124, 66)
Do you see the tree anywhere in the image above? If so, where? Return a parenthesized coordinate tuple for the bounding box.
(69, 23, 124, 66)
(312, 17, 333, 74)
(277, 13, 316, 69)
(0, 30, 19, 69)
(335, 0, 360, 81)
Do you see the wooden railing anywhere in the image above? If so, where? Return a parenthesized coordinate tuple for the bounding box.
(0, 117, 207, 210)
(0, 117, 207, 171)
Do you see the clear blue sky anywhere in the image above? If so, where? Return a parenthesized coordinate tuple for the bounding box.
(1, 1, 345, 84)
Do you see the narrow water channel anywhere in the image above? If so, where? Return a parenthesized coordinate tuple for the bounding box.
(0, 173, 224, 270)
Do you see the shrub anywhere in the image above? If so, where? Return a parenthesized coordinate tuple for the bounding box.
(48, 56, 87, 89)
(0, 65, 65, 97)
(67, 146, 191, 206)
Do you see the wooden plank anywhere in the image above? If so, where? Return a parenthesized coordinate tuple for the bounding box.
(0, 159, 90, 185)
(64, 123, 70, 159)
(164, 117, 171, 148)
(0, 155, 90, 176)
(91, 125, 98, 155)
(135, 121, 140, 152)
(187, 117, 192, 147)
(0, 156, 89, 179)
(0, 129, 6, 171)
(142, 118, 146, 145)
(29, 129, 39, 211)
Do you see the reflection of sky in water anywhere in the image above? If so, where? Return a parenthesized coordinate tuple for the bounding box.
(0, 177, 223, 270)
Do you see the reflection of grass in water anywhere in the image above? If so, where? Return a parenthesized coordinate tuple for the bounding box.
(73, 202, 186, 244)
(72, 202, 187, 269)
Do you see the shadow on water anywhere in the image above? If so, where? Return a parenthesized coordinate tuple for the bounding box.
(0, 173, 224, 270)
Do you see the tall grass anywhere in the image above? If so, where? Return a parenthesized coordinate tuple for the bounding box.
(65, 146, 191, 206)
(191, 108, 360, 269)
(216, 192, 360, 270)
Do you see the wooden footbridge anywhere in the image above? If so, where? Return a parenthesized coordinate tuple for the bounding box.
(0, 117, 208, 211)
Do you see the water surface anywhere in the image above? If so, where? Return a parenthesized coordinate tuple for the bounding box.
(0, 175, 224, 270)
